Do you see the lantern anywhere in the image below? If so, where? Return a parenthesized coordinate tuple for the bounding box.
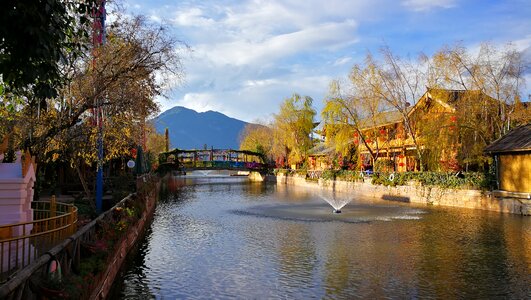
(398, 162, 405, 167)
(366, 139, 372, 144)
(353, 132, 358, 138)
(398, 154, 404, 159)
(379, 129, 386, 135)
(131, 148, 137, 159)
(450, 115, 457, 123)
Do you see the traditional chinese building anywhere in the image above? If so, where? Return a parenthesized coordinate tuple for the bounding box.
(356, 88, 502, 172)
(484, 124, 531, 195)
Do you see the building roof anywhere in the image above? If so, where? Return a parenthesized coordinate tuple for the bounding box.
(308, 143, 335, 156)
(484, 124, 531, 154)
(359, 110, 405, 129)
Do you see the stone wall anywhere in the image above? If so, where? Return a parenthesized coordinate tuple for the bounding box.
(266, 174, 529, 215)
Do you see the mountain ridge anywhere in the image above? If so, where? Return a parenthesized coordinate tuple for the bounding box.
(153, 106, 250, 150)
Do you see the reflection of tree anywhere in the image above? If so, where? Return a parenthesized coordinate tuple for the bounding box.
(503, 216, 531, 294)
(276, 224, 317, 292)
(111, 227, 155, 298)
(159, 177, 195, 204)
(321, 226, 357, 297)
(416, 210, 526, 298)
(244, 182, 268, 197)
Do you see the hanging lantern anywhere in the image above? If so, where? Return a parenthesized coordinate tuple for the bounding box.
(354, 138, 359, 144)
(353, 132, 358, 138)
(398, 162, 405, 167)
(398, 154, 405, 159)
(450, 115, 457, 123)
(366, 139, 372, 144)
(379, 129, 386, 135)
(131, 148, 137, 159)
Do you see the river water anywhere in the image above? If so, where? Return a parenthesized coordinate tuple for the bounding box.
(113, 175, 530, 299)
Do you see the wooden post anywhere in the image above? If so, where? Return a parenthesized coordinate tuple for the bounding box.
(68, 206, 73, 235)
(50, 196, 56, 219)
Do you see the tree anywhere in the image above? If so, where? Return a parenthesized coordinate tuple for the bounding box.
(428, 42, 530, 169)
(239, 122, 274, 161)
(14, 14, 184, 159)
(0, 0, 97, 101)
(322, 75, 389, 170)
(1, 12, 186, 197)
(272, 94, 316, 168)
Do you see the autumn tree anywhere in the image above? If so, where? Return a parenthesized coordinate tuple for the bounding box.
(272, 94, 316, 168)
(428, 42, 530, 169)
(322, 73, 391, 170)
(239, 122, 274, 162)
(1, 12, 186, 197)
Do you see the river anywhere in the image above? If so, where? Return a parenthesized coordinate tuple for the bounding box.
(112, 175, 530, 299)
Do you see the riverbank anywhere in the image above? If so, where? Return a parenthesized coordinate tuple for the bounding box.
(261, 173, 530, 215)
(0, 175, 160, 299)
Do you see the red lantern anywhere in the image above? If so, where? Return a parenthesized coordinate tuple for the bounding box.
(354, 138, 359, 144)
(398, 162, 405, 167)
(366, 139, 372, 144)
(398, 154, 405, 159)
(131, 148, 137, 159)
(379, 129, 386, 135)
(353, 132, 358, 137)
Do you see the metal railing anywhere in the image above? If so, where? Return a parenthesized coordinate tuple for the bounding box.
(0, 197, 77, 282)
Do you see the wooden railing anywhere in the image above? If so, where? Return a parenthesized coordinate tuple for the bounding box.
(0, 197, 77, 283)
(0, 192, 140, 299)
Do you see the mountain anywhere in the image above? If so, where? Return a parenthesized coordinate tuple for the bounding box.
(153, 106, 249, 149)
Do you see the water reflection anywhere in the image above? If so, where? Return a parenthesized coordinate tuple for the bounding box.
(113, 177, 531, 299)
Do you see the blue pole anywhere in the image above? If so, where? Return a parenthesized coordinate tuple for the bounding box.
(95, 0, 106, 213)
(96, 133, 103, 213)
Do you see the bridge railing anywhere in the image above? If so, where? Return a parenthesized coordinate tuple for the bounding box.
(181, 161, 267, 170)
(0, 197, 78, 282)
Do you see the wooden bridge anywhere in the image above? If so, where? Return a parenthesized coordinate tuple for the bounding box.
(158, 148, 268, 172)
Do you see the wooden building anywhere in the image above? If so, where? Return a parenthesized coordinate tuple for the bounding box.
(484, 124, 531, 195)
(357, 88, 500, 172)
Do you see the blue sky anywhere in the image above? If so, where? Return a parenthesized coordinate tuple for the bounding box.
(124, 0, 531, 123)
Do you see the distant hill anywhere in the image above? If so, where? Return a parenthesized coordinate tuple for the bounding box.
(153, 106, 249, 149)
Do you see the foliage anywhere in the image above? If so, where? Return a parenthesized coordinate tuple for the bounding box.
(370, 171, 493, 190)
(239, 122, 274, 162)
(321, 79, 386, 167)
(308, 169, 363, 182)
(373, 159, 394, 172)
(1, 9, 186, 201)
(272, 93, 316, 167)
(427, 42, 530, 169)
(0, 0, 97, 100)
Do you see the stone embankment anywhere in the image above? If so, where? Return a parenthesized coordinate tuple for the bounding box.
(253, 173, 530, 215)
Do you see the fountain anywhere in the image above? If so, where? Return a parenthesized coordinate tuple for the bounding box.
(198, 170, 211, 176)
(319, 193, 351, 214)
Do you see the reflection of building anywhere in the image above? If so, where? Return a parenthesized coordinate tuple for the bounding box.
(484, 124, 531, 195)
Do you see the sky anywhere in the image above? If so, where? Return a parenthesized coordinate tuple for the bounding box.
(124, 0, 531, 123)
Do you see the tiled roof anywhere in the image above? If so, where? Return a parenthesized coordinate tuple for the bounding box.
(358, 110, 405, 129)
(484, 124, 531, 153)
(308, 143, 335, 156)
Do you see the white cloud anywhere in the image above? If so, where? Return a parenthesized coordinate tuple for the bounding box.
(333, 57, 353, 66)
(402, 0, 456, 11)
(137, 0, 529, 123)
(173, 7, 216, 27)
(192, 19, 358, 67)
